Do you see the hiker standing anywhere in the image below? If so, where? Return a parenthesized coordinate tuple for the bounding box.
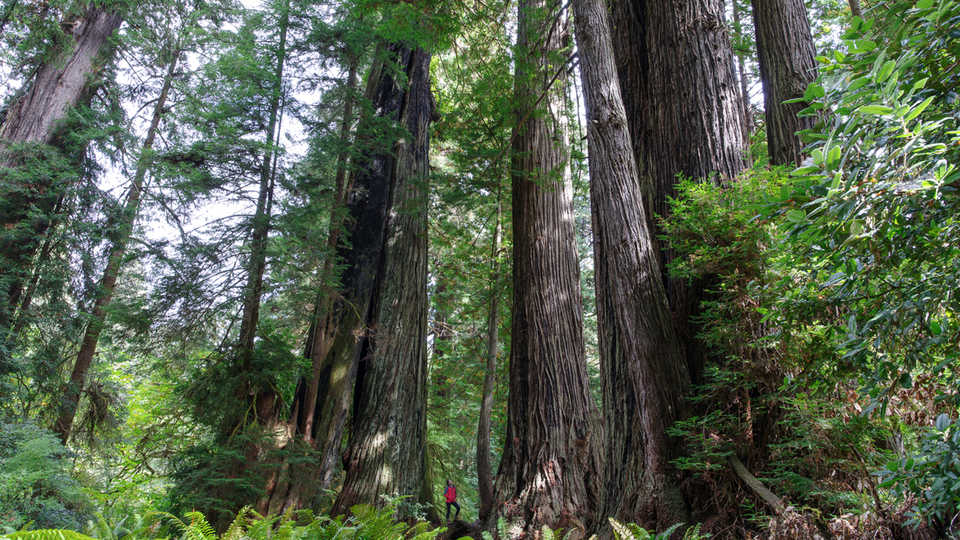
(444, 479, 460, 522)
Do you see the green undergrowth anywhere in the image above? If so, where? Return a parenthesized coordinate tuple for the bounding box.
(662, 0, 960, 535)
(1, 504, 708, 540)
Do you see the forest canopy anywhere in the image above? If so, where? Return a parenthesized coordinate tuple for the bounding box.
(0, 0, 958, 538)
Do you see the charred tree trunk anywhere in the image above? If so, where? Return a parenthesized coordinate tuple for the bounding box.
(572, 0, 690, 528)
(52, 50, 180, 444)
(751, 0, 817, 165)
(331, 44, 433, 515)
(0, 5, 122, 341)
(493, 1, 603, 536)
(610, 0, 746, 381)
(476, 190, 502, 523)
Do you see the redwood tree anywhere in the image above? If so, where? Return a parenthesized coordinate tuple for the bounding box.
(607, 0, 746, 527)
(330, 43, 434, 515)
(571, 0, 690, 528)
(493, 0, 603, 534)
(610, 0, 746, 377)
(751, 0, 818, 165)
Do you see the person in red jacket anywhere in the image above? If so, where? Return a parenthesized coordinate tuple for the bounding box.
(443, 479, 460, 522)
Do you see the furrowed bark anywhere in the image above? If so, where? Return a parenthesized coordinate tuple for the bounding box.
(331, 44, 434, 515)
(572, 0, 690, 528)
(611, 0, 746, 382)
(751, 0, 817, 165)
(476, 190, 501, 523)
(52, 50, 180, 444)
(0, 5, 122, 341)
(493, 1, 603, 536)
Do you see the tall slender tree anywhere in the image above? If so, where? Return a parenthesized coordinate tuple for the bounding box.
(751, 0, 817, 165)
(571, 0, 691, 528)
(234, 0, 290, 430)
(52, 45, 182, 444)
(476, 190, 502, 522)
(493, 0, 603, 534)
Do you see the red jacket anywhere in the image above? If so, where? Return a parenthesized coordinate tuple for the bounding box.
(444, 485, 457, 503)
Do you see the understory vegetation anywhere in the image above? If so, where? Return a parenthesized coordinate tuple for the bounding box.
(1, 0, 958, 538)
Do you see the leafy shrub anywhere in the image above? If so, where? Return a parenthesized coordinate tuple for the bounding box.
(0, 422, 90, 532)
(880, 414, 960, 527)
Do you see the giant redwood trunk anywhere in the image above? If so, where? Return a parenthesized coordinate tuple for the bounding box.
(751, 0, 817, 165)
(571, 0, 690, 528)
(0, 5, 122, 339)
(52, 50, 180, 444)
(330, 44, 433, 515)
(610, 0, 745, 380)
(493, 1, 603, 535)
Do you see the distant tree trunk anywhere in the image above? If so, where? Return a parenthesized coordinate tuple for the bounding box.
(610, 0, 746, 381)
(52, 49, 180, 444)
(848, 0, 862, 17)
(0, 5, 122, 341)
(493, 1, 603, 535)
(331, 43, 433, 515)
(572, 0, 690, 529)
(751, 0, 817, 165)
(476, 190, 501, 523)
(260, 56, 361, 514)
(732, 0, 754, 144)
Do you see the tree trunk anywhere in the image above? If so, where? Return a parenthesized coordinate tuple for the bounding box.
(0, 5, 122, 341)
(732, 0, 754, 145)
(493, 1, 603, 536)
(331, 43, 433, 516)
(610, 0, 746, 382)
(751, 0, 817, 165)
(234, 0, 289, 435)
(52, 49, 180, 444)
(848, 0, 863, 17)
(572, 0, 690, 528)
(476, 190, 501, 523)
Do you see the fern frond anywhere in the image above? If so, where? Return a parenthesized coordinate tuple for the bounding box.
(654, 522, 684, 540)
(3, 530, 98, 540)
(183, 511, 217, 540)
(222, 506, 251, 540)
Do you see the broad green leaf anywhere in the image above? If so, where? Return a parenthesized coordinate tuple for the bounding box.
(859, 104, 894, 115)
(876, 60, 896, 82)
